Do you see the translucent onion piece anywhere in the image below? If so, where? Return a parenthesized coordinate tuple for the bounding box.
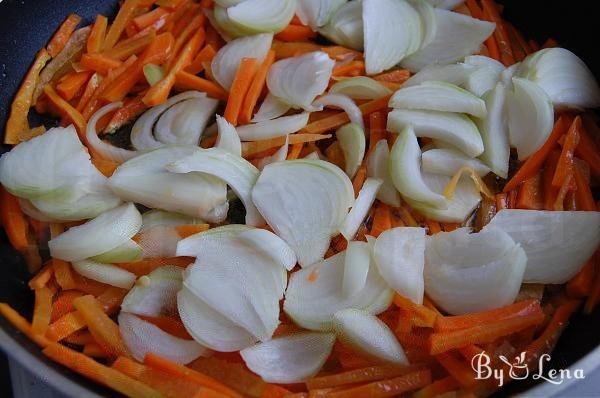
(119, 312, 208, 364)
(296, 0, 346, 29)
(424, 227, 527, 315)
(366, 140, 401, 207)
(500, 62, 519, 85)
(404, 62, 476, 88)
(284, 250, 393, 331)
(212, 33, 273, 90)
(475, 82, 509, 178)
(49, 203, 142, 262)
(72, 260, 136, 289)
(363, 0, 422, 75)
(154, 97, 219, 146)
(387, 109, 484, 157)
(464, 55, 505, 97)
(252, 93, 292, 122)
(177, 224, 253, 257)
(167, 147, 263, 226)
(143, 63, 163, 86)
(329, 76, 392, 100)
(389, 81, 487, 118)
(333, 309, 408, 364)
(121, 266, 183, 317)
(257, 135, 289, 170)
(136, 226, 182, 258)
(342, 241, 371, 298)
(401, 9, 495, 72)
(18, 199, 59, 222)
(410, 0, 437, 48)
(507, 78, 554, 160)
(252, 160, 354, 267)
(267, 51, 334, 110)
(485, 210, 600, 284)
(339, 178, 382, 240)
(228, 0, 296, 33)
(336, 123, 365, 178)
(212, 5, 255, 39)
(215, 115, 242, 157)
(313, 94, 364, 130)
(240, 332, 336, 383)
(238, 228, 297, 271)
(86, 102, 138, 162)
(89, 239, 142, 263)
(141, 210, 204, 230)
(318, 0, 364, 51)
(422, 148, 490, 177)
(237, 113, 310, 141)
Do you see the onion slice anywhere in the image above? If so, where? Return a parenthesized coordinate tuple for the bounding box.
(422, 148, 490, 177)
(296, 0, 347, 29)
(121, 265, 184, 317)
(366, 140, 401, 207)
(339, 178, 382, 240)
(475, 82, 509, 178)
(329, 76, 392, 100)
(336, 123, 366, 178)
(252, 94, 292, 122)
(318, 0, 364, 51)
(404, 62, 476, 88)
(86, 102, 138, 162)
(153, 96, 218, 146)
(227, 0, 296, 33)
(72, 260, 136, 289)
(313, 94, 364, 130)
(238, 228, 297, 271)
(89, 239, 142, 263)
(237, 113, 310, 141)
(342, 241, 371, 298)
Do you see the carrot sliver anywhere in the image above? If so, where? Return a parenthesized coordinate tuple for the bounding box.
(103, 0, 141, 51)
(174, 71, 229, 101)
(573, 162, 596, 211)
(515, 171, 544, 210)
(0, 303, 51, 348)
(352, 165, 367, 196)
(306, 366, 417, 390)
(83, 342, 110, 358)
(103, 30, 157, 61)
(551, 116, 581, 188)
(47, 14, 81, 57)
(435, 352, 477, 388)
(0, 188, 29, 251)
(465, 0, 483, 19)
(371, 203, 392, 238)
(542, 149, 561, 210)
(46, 310, 86, 342)
(239, 50, 275, 124)
(567, 258, 595, 299)
(393, 293, 438, 328)
(325, 369, 431, 398)
(185, 44, 217, 74)
(242, 133, 331, 158)
(481, 0, 514, 66)
(31, 287, 53, 335)
(53, 259, 77, 290)
(175, 224, 210, 238)
(87, 14, 108, 53)
(165, 13, 205, 71)
(51, 291, 83, 322)
(272, 41, 321, 59)
(43, 85, 87, 140)
(275, 24, 316, 42)
(56, 71, 93, 101)
(80, 53, 123, 75)
(133, 7, 171, 30)
(412, 376, 460, 398)
(117, 257, 194, 276)
(373, 69, 411, 84)
(224, 57, 258, 126)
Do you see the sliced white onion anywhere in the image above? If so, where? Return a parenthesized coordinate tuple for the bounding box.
(89, 239, 142, 263)
(329, 77, 392, 100)
(109, 146, 228, 222)
(252, 159, 354, 267)
(49, 203, 142, 261)
(237, 113, 310, 141)
(267, 51, 334, 110)
(252, 94, 292, 122)
(363, 0, 422, 75)
(212, 5, 254, 39)
(214, 115, 242, 157)
(500, 62, 519, 85)
(313, 94, 364, 130)
(215, 0, 245, 7)
(333, 309, 408, 364)
(387, 109, 484, 157)
(366, 140, 401, 207)
(141, 210, 203, 230)
(167, 147, 263, 226)
(86, 102, 138, 162)
(401, 9, 495, 72)
(297, 0, 346, 29)
(410, 0, 437, 48)
(257, 135, 289, 170)
(475, 82, 509, 178)
(339, 178, 382, 240)
(121, 266, 183, 317)
(389, 125, 447, 209)
(154, 96, 218, 146)
(284, 250, 394, 331)
(518, 47, 600, 109)
(238, 228, 297, 271)
(18, 199, 59, 222)
(464, 55, 505, 97)
(119, 312, 208, 364)
(507, 77, 554, 160)
(72, 260, 136, 289)
(177, 224, 253, 257)
(422, 148, 490, 177)
(228, 0, 296, 34)
(485, 210, 600, 284)
(136, 226, 182, 258)
(318, 0, 364, 51)
(373, 227, 426, 304)
(240, 332, 336, 383)
(424, 227, 527, 315)
(342, 240, 371, 298)
(212, 33, 273, 90)
(426, 0, 464, 9)
(404, 62, 476, 88)
(304, 151, 321, 160)
(336, 123, 365, 178)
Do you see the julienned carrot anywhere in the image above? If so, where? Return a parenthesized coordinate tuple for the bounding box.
(31, 287, 53, 335)
(239, 50, 276, 124)
(426, 220, 442, 235)
(542, 149, 561, 210)
(567, 258, 595, 298)
(272, 40, 321, 59)
(43, 343, 162, 398)
(0, 303, 51, 348)
(434, 299, 541, 332)
(371, 203, 392, 237)
(103, 0, 140, 51)
(542, 38, 559, 49)
(0, 188, 29, 251)
(103, 30, 157, 61)
(175, 224, 210, 238)
(28, 262, 54, 290)
(144, 353, 243, 398)
(325, 369, 431, 398)
(515, 170, 544, 210)
(573, 163, 596, 211)
(286, 143, 304, 160)
(575, 122, 600, 178)
(133, 7, 170, 30)
(393, 294, 438, 328)
(47, 14, 81, 57)
(306, 365, 416, 390)
(552, 116, 581, 188)
(174, 71, 229, 101)
(223, 58, 258, 126)
(106, 96, 148, 132)
(333, 61, 365, 77)
(51, 291, 83, 322)
(165, 13, 205, 71)
(275, 24, 317, 42)
(4, 49, 51, 144)
(43, 85, 87, 139)
(481, 0, 514, 66)
(412, 376, 460, 398)
(76, 73, 101, 112)
(87, 15, 108, 53)
(53, 259, 77, 290)
(373, 69, 411, 83)
(435, 352, 477, 388)
(352, 166, 367, 196)
(241, 133, 331, 157)
(83, 342, 110, 358)
(80, 53, 123, 74)
(553, 173, 573, 211)
(118, 257, 194, 276)
(186, 44, 217, 74)
(56, 71, 93, 101)
(506, 23, 527, 62)
(503, 116, 573, 192)
(138, 315, 191, 339)
(465, 0, 483, 19)
(321, 46, 363, 60)
(368, 111, 387, 152)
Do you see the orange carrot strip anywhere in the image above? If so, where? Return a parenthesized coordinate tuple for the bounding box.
(62, 330, 94, 346)
(56, 71, 93, 101)
(373, 69, 411, 84)
(542, 149, 561, 210)
(272, 40, 321, 59)
(46, 310, 86, 342)
(287, 143, 304, 160)
(31, 287, 53, 335)
(321, 46, 363, 60)
(506, 23, 527, 62)
(352, 166, 367, 196)
(118, 257, 194, 276)
(435, 352, 477, 388)
(185, 44, 217, 75)
(83, 342, 110, 358)
(553, 173, 573, 211)
(371, 203, 392, 238)
(137, 315, 192, 339)
(242, 133, 331, 158)
(47, 14, 81, 57)
(573, 162, 596, 211)
(542, 38, 559, 49)
(105, 96, 148, 132)
(76, 73, 101, 112)
(465, 0, 483, 19)
(4, 49, 51, 144)
(412, 376, 460, 398)
(87, 15, 108, 53)
(174, 71, 229, 100)
(43, 343, 162, 398)
(103, 30, 157, 61)
(325, 369, 431, 398)
(481, 0, 514, 66)
(426, 220, 442, 235)
(275, 24, 316, 42)
(503, 115, 573, 192)
(224, 57, 258, 126)
(165, 13, 205, 71)
(552, 116, 581, 188)
(103, 0, 142, 51)
(43, 85, 87, 139)
(368, 111, 387, 153)
(80, 53, 123, 75)
(306, 366, 416, 390)
(96, 286, 129, 314)
(575, 124, 600, 178)
(393, 294, 438, 328)
(567, 258, 595, 299)
(175, 224, 210, 238)
(239, 50, 276, 124)
(28, 262, 54, 291)
(0, 303, 51, 348)
(515, 170, 544, 210)
(0, 188, 29, 251)
(332, 60, 365, 77)
(134, 7, 171, 30)
(53, 259, 77, 290)
(51, 291, 83, 322)
(144, 353, 243, 398)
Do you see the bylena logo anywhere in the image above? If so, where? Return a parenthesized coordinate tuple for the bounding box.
(471, 351, 585, 387)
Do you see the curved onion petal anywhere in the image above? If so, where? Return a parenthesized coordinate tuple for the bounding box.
(212, 5, 255, 39)
(339, 178, 382, 240)
(267, 51, 334, 110)
(212, 33, 273, 90)
(72, 260, 136, 289)
(336, 123, 365, 178)
(119, 312, 208, 364)
(154, 97, 219, 145)
(252, 93, 292, 122)
(228, 0, 296, 33)
(297, 0, 346, 29)
(304, 151, 321, 160)
(284, 250, 394, 331)
(333, 309, 408, 364)
(404, 62, 476, 88)
(366, 140, 401, 207)
(257, 135, 289, 170)
(167, 147, 263, 226)
(141, 210, 203, 230)
(424, 227, 527, 315)
(121, 266, 183, 317)
(178, 287, 256, 352)
(410, 0, 437, 48)
(500, 62, 519, 85)
(518, 47, 600, 109)
(387, 109, 484, 157)
(49, 203, 142, 262)
(389, 81, 487, 118)
(463, 55, 505, 97)
(215, 115, 242, 157)
(89, 239, 142, 263)
(422, 148, 490, 177)
(363, 0, 422, 75)
(177, 224, 253, 256)
(475, 82, 509, 178)
(136, 226, 182, 258)
(252, 159, 354, 267)
(237, 113, 310, 141)
(18, 199, 59, 222)
(87, 102, 138, 162)
(240, 332, 336, 383)
(342, 241, 371, 297)
(238, 228, 297, 271)
(329, 76, 392, 100)
(313, 94, 364, 130)
(373, 227, 426, 304)
(485, 210, 600, 284)
(318, 0, 364, 51)
(507, 78, 554, 160)
(401, 9, 495, 72)
(109, 146, 228, 222)
(389, 125, 447, 209)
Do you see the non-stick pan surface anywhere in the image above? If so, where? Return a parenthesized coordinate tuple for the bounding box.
(0, 0, 599, 396)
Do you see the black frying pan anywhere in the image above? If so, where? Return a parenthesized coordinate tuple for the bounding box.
(0, 0, 599, 396)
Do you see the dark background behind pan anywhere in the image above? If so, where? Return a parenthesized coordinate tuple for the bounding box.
(0, 0, 599, 396)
